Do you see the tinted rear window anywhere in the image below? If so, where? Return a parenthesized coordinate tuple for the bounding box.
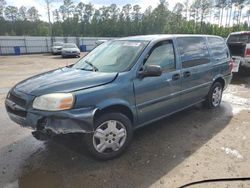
(176, 37, 210, 68)
(227, 34, 250, 43)
(208, 37, 229, 60)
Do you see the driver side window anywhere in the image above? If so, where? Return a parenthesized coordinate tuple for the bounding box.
(145, 41, 176, 72)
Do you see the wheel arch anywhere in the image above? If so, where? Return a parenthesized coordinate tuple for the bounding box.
(94, 100, 136, 125)
(213, 75, 225, 89)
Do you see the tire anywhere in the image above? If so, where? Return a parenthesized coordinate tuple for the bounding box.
(84, 113, 133, 160)
(204, 82, 223, 109)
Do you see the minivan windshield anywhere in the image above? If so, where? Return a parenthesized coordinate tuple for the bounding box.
(53, 42, 63, 46)
(72, 40, 148, 73)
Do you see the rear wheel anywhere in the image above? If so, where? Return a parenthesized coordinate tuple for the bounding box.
(204, 82, 223, 109)
(84, 113, 133, 160)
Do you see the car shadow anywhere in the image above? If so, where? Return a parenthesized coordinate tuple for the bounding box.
(1, 102, 232, 188)
(52, 56, 81, 60)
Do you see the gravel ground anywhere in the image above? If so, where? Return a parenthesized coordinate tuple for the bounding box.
(0, 54, 250, 188)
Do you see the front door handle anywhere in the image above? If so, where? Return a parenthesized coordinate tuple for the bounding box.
(172, 73, 180, 81)
(183, 71, 191, 78)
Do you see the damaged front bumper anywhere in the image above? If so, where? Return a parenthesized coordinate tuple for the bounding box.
(5, 98, 97, 135)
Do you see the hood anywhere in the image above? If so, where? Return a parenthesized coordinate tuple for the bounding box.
(53, 46, 62, 49)
(15, 67, 118, 96)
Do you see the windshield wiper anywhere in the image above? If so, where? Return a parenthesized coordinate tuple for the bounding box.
(85, 60, 98, 72)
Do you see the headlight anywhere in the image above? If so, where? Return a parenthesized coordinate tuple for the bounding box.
(33, 93, 74, 111)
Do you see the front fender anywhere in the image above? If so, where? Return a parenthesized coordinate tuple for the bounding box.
(98, 98, 136, 111)
(213, 74, 224, 83)
(95, 98, 137, 121)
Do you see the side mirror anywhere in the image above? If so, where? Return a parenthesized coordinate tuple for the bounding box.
(138, 65, 162, 78)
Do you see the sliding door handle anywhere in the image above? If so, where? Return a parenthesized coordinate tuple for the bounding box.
(183, 71, 191, 78)
(172, 73, 180, 81)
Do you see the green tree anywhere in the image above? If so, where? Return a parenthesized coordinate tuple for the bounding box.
(4, 6, 18, 21)
(18, 6, 27, 20)
(53, 9, 60, 22)
(27, 6, 40, 22)
(199, 0, 213, 29)
(44, 0, 55, 36)
(215, 0, 228, 26)
(62, 0, 75, 20)
(0, 0, 6, 19)
(132, 5, 142, 35)
(76, 2, 85, 22)
(173, 2, 184, 31)
(183, 0, 190, 20)
(0, 0, 249, 37)
(152, 0, 170, 34)
(173, 2, 184, 16)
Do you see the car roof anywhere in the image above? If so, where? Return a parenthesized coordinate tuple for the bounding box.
(117, 34, 222, 42)
(229, 31, 250, 35)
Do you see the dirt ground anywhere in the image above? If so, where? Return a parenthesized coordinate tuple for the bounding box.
(0, 54, 250, 188)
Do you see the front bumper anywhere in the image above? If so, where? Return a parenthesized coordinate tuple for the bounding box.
(5, 98, 96, 134)
(232, 56, 250, 66)
(62, 51, 80, 57)
(52, 48, 62, 54)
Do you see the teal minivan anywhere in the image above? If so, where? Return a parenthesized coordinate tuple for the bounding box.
(6, 35, 232, 160)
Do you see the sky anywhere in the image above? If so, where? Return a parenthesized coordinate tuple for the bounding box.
(6, 0, 182, 22)
(5, 0, 249, 25)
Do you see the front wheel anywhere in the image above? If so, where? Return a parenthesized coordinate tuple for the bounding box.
(204, 82, 223, 109)
(84, 113, 133, 160)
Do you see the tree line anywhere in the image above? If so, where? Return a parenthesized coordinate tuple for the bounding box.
(0, 0, 249, 37)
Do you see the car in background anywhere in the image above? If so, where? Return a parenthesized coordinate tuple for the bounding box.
(51, 42, 64, 55)
(227, 31, 250, 72)
(95, 40, 108, 47)
(61, 43, 80, 58)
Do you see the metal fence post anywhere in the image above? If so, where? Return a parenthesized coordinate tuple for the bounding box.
(0, 40, 2, 55)
(24, 37, 27, 54)
(46, 37, 49, 53)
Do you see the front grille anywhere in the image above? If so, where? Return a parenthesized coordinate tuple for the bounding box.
(6, 106, 27, 118)
(9, 92, 26, 107)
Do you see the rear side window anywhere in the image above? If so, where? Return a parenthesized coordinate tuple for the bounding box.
(208, 37, 229, 60)
(227, 34, 250, 43)
(177, 37, 210, 68)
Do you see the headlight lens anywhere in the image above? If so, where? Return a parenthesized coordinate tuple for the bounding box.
(33, 93, 74, 111)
